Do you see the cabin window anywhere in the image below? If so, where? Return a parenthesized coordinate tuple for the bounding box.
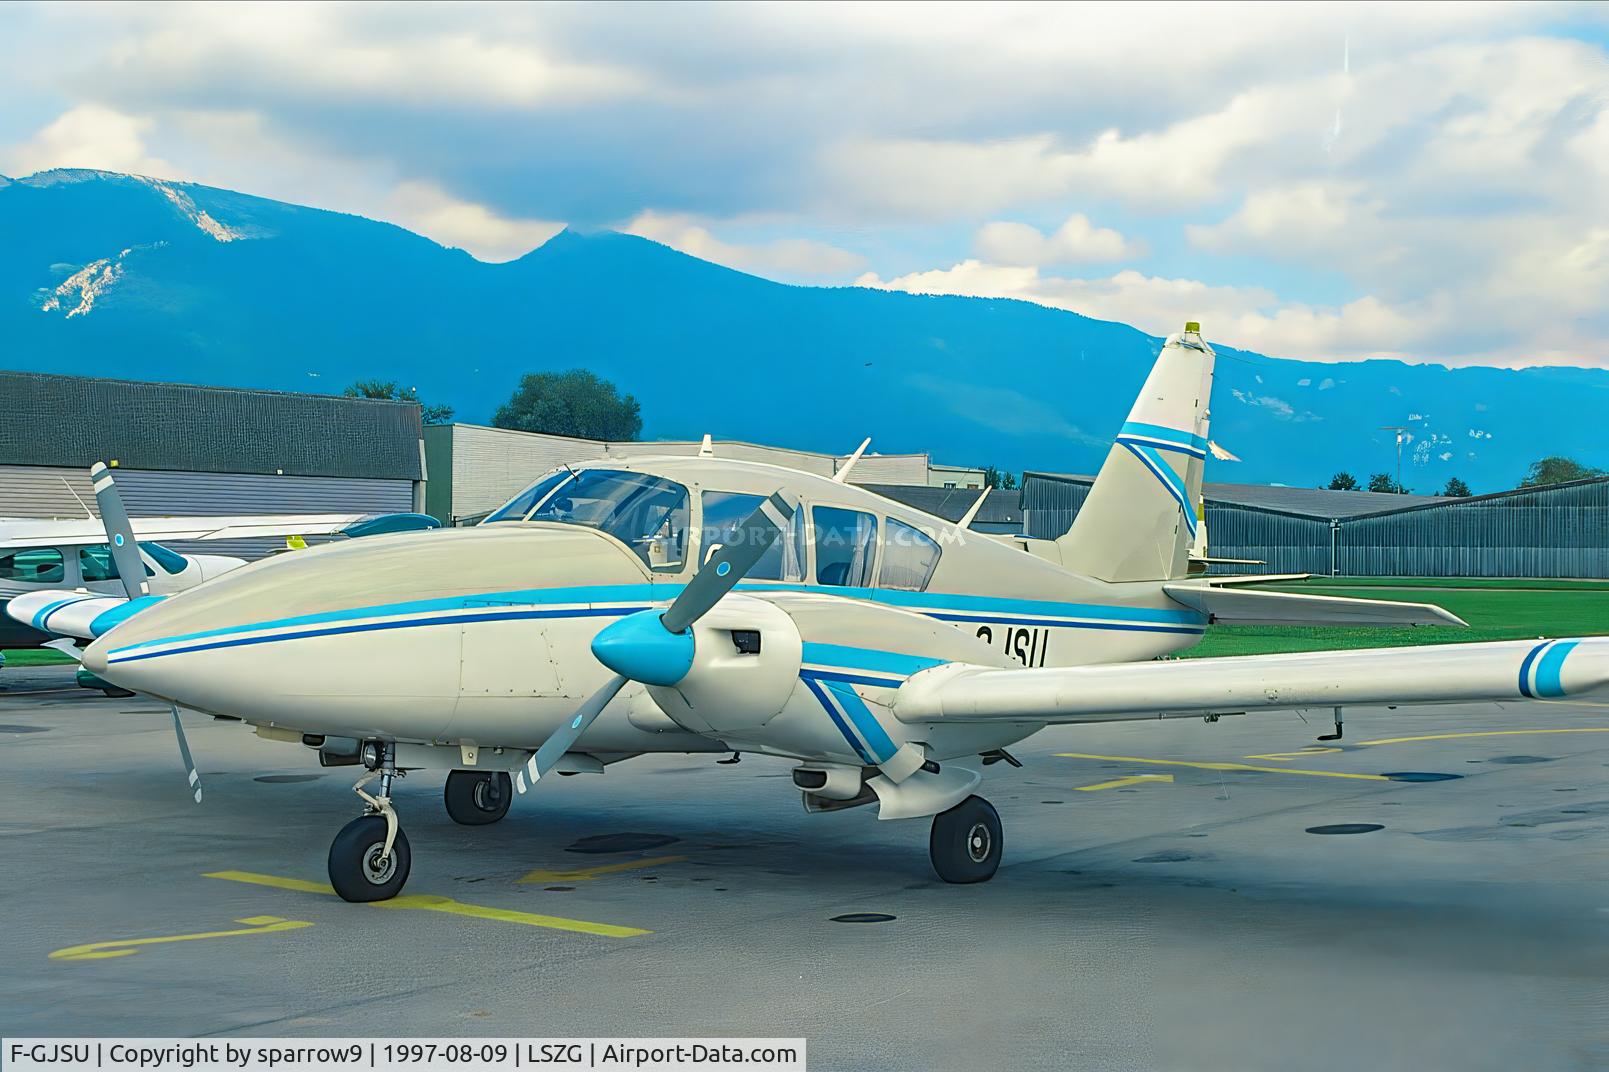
(812, 506, 877, 587)
(878, 518, 942, 591)
(485, 469, 575, 523)
(700, 491, 805, 581)
(78, 545, 153, 582)
(528, 469, 689, 571)
(0, 547, 65, 584)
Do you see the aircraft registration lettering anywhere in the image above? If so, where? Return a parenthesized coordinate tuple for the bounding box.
(974, 625, 1049, 667)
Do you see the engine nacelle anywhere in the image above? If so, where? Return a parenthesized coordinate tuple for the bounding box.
(644, 594, 803, 735)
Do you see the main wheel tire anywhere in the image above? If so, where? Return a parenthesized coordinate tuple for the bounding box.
(444, 770, 512, 826)
(328, 815, 411, 902)
(929, 795, 1002, 884)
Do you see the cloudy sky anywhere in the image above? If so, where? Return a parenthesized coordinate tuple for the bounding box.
(2, 1, 1606, 367)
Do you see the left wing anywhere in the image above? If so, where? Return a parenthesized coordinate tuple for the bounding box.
(893, 637, 1608, 724)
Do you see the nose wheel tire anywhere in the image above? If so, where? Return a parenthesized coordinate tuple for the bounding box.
(329, 815, 412, 902)
(444, 770, 512, 826)
(929, 795, 1002, 884)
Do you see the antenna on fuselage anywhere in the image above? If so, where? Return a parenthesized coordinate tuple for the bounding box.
(956, 487, 989, 530)
(833, 437, 872, 484)
(60, 477, 94, 519)
(699, 434, 714, 458)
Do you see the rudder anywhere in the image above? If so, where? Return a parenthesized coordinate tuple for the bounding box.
(1058, 323, 1215, 582)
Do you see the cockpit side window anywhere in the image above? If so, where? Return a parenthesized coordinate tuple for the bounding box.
(878, 518, 942, 591)
(79, 544, 154, 582)
(529, 469, 689, 571)
(485, 470, 575, 523)
(812, 506, 878, 588)
(0, 547, 65, 584)
(699, 491, 806, 581)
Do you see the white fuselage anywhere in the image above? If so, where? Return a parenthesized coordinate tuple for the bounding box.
(84, 458, 1207, 767)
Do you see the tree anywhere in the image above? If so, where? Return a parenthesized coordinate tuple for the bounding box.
(1440, 476, 1472, 498)
(343, 379, 454, 424)
(1327, 471, 1359, 491)
(1519, 456, 1605, 488)
(493, 369, 642, 441)
(1367, 472, 1408, 494)
(981, 466, 1018, 490)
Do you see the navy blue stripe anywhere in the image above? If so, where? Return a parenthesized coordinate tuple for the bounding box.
(803, 676, 873, 764)
(801, 668, 906, 688)
(107, 606, 649, 664)
(1516, 640, 1549, 699)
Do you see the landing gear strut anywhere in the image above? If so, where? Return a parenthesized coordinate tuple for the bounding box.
(328, 741, 412, 902)
(444, 769, 511, 825)
(929, 795, 1002, 883)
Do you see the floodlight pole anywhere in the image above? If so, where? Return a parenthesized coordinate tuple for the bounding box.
(1379, 426, 1407, 492)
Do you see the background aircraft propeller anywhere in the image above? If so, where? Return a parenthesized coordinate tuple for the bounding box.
(90, 462, 149, 599)
(517, 492, 794, 794)
(91, 461, 201, 804)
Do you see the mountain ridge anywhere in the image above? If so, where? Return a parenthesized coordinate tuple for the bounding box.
(2, 168, 1603, 493)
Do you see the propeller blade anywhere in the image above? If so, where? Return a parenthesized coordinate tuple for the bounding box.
(515, 674, 627, 794)
(90, 462, 149, 600)
(170, 705, 203, 804)
(661, 492, 792, 635)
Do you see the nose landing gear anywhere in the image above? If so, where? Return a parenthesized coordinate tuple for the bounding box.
(328, 742, 412, 902)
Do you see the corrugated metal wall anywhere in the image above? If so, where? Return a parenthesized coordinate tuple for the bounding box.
(0, 465, 414, 559)
(1022, 474, 1609, 578)
(1341, 480, 1609, 578)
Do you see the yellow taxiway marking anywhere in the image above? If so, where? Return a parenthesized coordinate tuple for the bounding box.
(1243, 747, 1344, 762)
(1355, 728, 1609, 747)
(50, 915, 311, 962)
(203, 870, 649, 938)
(1075, 774, 1175, 792)
(1055, 752, 1389, 781)
(518, 854, 687, 884)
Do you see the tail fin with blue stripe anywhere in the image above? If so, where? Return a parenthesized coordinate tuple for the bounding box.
(1058, 324, 1215, 582)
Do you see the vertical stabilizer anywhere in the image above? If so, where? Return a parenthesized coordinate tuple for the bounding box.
(1058, 324, 1215, 581)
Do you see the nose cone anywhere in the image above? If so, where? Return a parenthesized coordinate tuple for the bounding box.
(591, 610, 694, 687)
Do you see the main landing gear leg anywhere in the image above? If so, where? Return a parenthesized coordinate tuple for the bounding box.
(328, 742, 412, 902)
(929, 795, 1003, 884)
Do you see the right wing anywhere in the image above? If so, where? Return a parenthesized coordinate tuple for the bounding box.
(893, 637, 1607, 725)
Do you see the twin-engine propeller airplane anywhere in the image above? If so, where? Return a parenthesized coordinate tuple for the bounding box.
(74, 325, 1609, 902)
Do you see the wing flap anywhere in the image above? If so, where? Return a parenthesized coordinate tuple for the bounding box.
(894, 637, 1609, 724)
(1163, 582, 1466, 627)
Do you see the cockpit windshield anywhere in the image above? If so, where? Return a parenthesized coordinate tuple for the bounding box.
(488, 468, 690, 571)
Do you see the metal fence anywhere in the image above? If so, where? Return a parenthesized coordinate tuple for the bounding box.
(1022, 474, 1609, 578)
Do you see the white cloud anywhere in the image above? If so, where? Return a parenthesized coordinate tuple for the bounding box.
(624, 211, 866, 281)
(0, 105, 179, 179)
(974, 213, 1141, 265)
(384, 181, 564, 262)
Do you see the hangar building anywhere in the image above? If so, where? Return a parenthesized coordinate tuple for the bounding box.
(1022, 472, 1609, 578)
(0, 371, 426, 554)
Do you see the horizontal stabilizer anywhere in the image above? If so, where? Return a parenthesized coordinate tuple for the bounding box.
(894, 636, 1609, 724)
(1162, 583, 1466, 628)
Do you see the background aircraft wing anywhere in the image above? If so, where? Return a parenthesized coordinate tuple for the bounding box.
(0, 513, 379, 547)
(1162, 582, 1466, 627)
(893, 637, 1608, 725)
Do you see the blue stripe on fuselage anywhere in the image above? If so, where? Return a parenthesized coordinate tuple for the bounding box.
(106, 581, 1206, 659)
